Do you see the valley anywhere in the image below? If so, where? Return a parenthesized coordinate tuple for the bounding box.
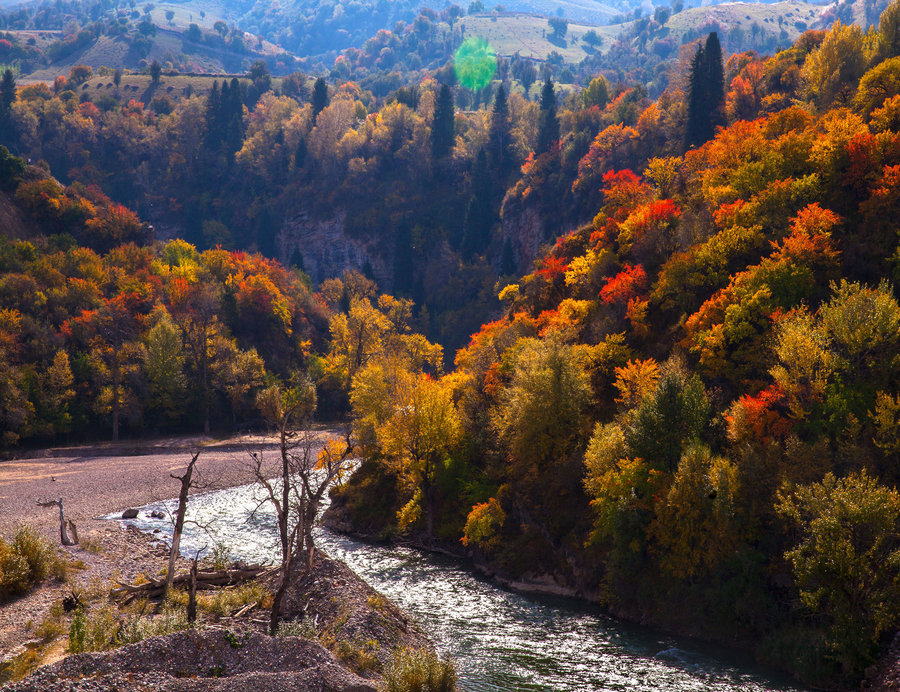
(1, 0, 900, 688)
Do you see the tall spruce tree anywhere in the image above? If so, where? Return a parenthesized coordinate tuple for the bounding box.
(462, 148, 496, 258)
(312, 77, 328, 124)
(431, 84, 455, 160)
(205, 80, 221, 149)
(393, 220, 415, 296)
(536, 77, 559, 154)
(487, 84, 513, 176)
(0, 69, 15, 146)
(685, 32, 725, 149)
(705, 31, 725, 124)
(224, 78, 244, 158)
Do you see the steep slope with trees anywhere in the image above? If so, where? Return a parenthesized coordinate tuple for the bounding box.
(328, 10, 900, 689)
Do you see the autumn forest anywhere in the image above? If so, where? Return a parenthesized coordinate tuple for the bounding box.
(2, 0, 900, 686)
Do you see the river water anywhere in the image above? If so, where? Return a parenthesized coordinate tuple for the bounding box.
(108, 482, 806, 692)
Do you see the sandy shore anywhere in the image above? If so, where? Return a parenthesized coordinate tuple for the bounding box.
(0, 431, 338, 665)
(0, 432, 343, 537)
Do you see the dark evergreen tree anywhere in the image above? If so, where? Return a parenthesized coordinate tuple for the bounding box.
(294, 137, 307, 169)
(289, 248, 305, 272)
(312, 77, 328, 124)
(224, 77, 244, 157)
(487, 84, 513, 176)
(705, 32, 725, 115)
(536, 77, 559, 154)
(393, 220, 415, 296)
(685, 44, 706, 148)
(0, 69, 15, 147)
(150, 59, 162, 85)
(205, 81, 222, 149)
(501, 238, 516, 276)
(685, 32, 725, 149)
(461, 149, 496, 258)
(431, 84, 455, 160)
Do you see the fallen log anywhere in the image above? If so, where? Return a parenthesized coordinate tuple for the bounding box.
(110, 564, 276, 599)
(232, 602, 257, 618)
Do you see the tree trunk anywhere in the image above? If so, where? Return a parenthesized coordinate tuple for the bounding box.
(166, 452, 199, 596)
(66, 519, 79, 546)
(423, 467, 434, 539)
(112, 358, 120, 442)
(201, 325, 210, 435)
(270, 524, 301, 635)
(269, 559, 289, 635)
(187, 557, 198, 624)
(38, 498, 78, 546)
(279, 422, 290, 564)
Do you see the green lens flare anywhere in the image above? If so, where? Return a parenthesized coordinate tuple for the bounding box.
(454, 37, 497, 92)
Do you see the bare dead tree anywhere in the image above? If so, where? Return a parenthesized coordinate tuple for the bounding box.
(37, 498, 78, 546)
(251, 380, 354, 634)
(165, 452, 200, 596)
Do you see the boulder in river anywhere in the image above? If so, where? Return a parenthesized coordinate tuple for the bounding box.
(121, 508, 139, 519)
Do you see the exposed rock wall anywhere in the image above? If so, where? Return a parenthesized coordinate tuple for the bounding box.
(279, 212, 392, 290)
(0, 190, 35, 240)
(498, 204, 546, 275)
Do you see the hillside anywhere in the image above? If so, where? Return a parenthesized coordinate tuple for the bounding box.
(18, 30, 291, 82)
(489, 0, 622, 24)
(665, 1, 828, 43)
(0, 189, 32, 240)
(459, 13, 624, 62)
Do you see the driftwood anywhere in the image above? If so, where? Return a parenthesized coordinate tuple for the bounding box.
(37, 498, 78, 546)
(110, 564, 276, 602)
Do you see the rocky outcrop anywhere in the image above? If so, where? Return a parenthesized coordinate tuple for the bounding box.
(279, 211, 392, 289)
(282, 555, 431, 673)
(0, 190, 36, 241)
(498, 204, 546, 275)
(2, 629, 376, 692)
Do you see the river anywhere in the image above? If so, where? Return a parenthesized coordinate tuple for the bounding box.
(107, 481, 806, 692)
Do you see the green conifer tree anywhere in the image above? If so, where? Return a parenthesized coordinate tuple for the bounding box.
(393, 220, 415, 296)
(685, 32, 725, 148)
(536, 77, 559, 154)
(462, 148, 496, 257)
(431, 84, 455, 160)
(312, 77, 329, 124)
(0, 69, 15, 147)
(487, 84, 513, 176)
(205, 80, 221, 149)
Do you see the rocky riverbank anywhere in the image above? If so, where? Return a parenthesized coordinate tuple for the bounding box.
(2, 629, 378, 692)
(0, 434, 435, 690)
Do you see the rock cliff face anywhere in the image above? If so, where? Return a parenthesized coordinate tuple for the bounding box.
(0, 190, 36, 240)
(499, 204, 546, 275)
(279, 212, 392, 290)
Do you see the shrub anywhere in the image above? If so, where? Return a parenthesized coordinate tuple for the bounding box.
(275, 618, 317, 638)
(0, 527, 59, 599)
(776, 471, 900, 681)
(336, 637, 380, 675)
(69, 601, 188, 653)
(12, 526, 53, 584)
(380, 647, 457, 692)
(68, 607, 86, 653)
